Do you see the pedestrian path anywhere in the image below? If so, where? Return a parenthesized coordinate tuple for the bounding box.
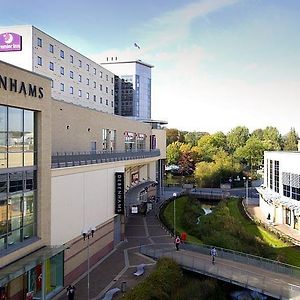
(55, 210, 173, 300)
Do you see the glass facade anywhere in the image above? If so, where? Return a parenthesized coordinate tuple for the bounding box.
(0, 105, 37, 251)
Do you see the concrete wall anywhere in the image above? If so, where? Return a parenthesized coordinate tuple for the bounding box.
(51, 99, 154, 153)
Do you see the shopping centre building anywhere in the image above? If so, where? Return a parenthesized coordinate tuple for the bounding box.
(257, 151, 300, 230)
(0, 26, 166, 300)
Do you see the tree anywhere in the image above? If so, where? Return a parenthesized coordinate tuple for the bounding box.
(184, 131, 207, 147)
(283, 127, 299, 151)
(166, 128, 180, 145)
(166, 141, 182, 165)
(234, 136, 265, 172)
(227, 126, 250, 153)
(262, 126, 282, 151)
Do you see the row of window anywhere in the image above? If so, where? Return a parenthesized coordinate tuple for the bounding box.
(58, 83, 113, 106)
(38, 58, 113, 93)
(36, 37, 113, 82)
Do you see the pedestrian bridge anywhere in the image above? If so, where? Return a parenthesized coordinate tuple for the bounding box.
(140, 243, 300, 300)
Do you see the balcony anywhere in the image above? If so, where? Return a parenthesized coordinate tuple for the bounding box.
(51, 149, 161, 168)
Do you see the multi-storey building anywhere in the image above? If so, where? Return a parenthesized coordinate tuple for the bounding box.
(0, 25, 114, 113)
(257, 151, 300, 231)
(102, 58, 153, 120)
(0, 42, 165, 300)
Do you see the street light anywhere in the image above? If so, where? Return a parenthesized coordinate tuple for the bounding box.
(82, 226, 96, 300)
(173, 193, 177, 236)
(243, 177, 251, 206)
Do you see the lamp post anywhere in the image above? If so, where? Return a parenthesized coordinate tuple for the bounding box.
(173, 193, 177, 236)
(243, 177, 251, 206)
(82, 227, 96, 300)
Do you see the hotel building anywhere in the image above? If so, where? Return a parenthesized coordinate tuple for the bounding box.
(0, 25, 114, 114)
(257, 151, 300, 231)
(102, 59, 152, 121)
(0, 26, 166, 300)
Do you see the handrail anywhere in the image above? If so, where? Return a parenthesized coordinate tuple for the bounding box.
(51, 149, 161, 168)
(140, 243, 300, 299)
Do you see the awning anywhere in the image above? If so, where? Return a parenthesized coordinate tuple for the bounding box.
(125, 180, 157, 206)
(0, 245, 66, 286)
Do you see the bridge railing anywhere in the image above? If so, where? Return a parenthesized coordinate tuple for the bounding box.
(140, 244, 300, 299)
(182, 243, 300, 279)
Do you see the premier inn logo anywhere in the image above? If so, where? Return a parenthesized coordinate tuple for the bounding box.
(0, 75, 44, 99)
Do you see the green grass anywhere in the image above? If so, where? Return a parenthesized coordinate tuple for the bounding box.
(162, 196, 300, 266)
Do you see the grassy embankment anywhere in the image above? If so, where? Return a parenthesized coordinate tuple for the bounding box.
(162, 195, 300, 266)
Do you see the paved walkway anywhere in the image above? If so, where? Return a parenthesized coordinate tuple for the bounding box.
(55, 207, 173, 300)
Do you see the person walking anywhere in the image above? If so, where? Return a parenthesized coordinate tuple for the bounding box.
(175, 235, 181, 251)
(66, 285, 76, 300)
(210, 247, 217, 264)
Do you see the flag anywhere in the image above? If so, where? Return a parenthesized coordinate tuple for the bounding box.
(134, 42, 141, 49)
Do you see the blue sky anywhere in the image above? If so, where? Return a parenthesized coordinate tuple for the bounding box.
(2, 0, 300, 134)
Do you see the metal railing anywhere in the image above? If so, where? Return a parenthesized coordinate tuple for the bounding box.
(51, 149, 160, 168)
(140, 244, 300, 299)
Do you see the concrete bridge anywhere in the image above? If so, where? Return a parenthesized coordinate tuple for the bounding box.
(140, 243, 300, 300)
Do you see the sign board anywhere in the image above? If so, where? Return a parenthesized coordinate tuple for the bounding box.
(115, 172, 124, 214)
(131, 206, 138, 214)
(0, 32, 22, 52)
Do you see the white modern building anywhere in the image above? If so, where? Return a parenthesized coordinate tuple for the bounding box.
(0, 25, 114, 113)
(102, 58, 153, 120)
(257, 151, 300, 231)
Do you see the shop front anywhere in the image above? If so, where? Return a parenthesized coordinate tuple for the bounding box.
(0, 246, 65, 300)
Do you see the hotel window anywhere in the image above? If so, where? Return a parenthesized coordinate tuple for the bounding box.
(60, 50, 64, 59)
(93, 95, 96, 102)
(100, 71, 103, 78)
(60, 83, 64, 91)
(70, 55, 74, 63)
(78, 75, 82, 82)
(37, 37, 42, 47)
(49, 62, 54, 71)
(70, 86, 74, 94)
(106, 87, 108, 93)
(86, 92, 89, 99)
(106, 99, 108, 105)
(100, 84, 102, 91)
(86, 78, 89, 85)
(78, 89, 82, 97)
(111, 77, 114, 83)
(79, 60, 82, 67)
(87, 64, 90, 71)
(93, 81, 96, 88)
(274, 160, 279, 193)
(100, 97, 103, 104)
(49, 44, 54, 53)
(111, 89, 113, 95)
(70, 70, 74, 79)
(37, 56, 42, 66)
(106, 74, 108, 81)
(51, 80, 54, 88)
(93, 68, 96, 75)
(60, 66, 64, 75)
(111, 101, 114, 107)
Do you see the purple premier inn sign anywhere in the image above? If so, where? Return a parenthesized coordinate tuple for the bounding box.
(0, 32, 22, 52)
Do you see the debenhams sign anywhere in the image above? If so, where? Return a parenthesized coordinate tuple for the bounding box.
(0, 74, 44, 99)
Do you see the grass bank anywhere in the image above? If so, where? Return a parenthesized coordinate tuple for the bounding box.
(161, 195, 300, 266)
